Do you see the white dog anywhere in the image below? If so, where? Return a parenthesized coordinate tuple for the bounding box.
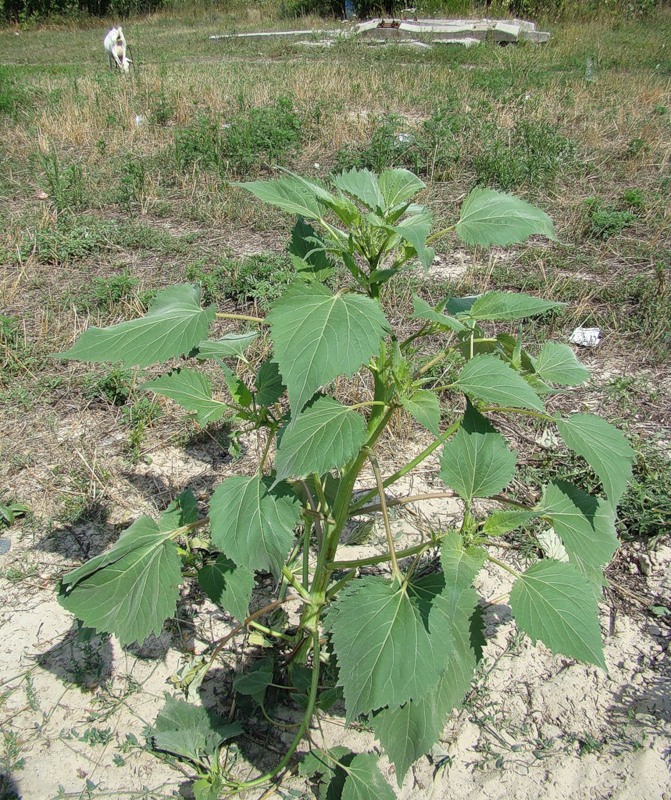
(104, 26, 132, 73)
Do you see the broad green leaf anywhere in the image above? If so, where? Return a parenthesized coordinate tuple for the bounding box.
(444, 294, 479, 315)
(440, 425, 517, 501)
(509, 560, 606, 669)
(255, 360, 285, 406)
(328, 576, 443, 721)
(220, 363, 253, 408)
(236, 176, 323, 220)
(57, 284, 215, 367)
(210, 476, 300, 576)
(411, 296, 466, 332)
(374, 578, 481, 783)
(58, 516, 182, 646)
(534, 342, 590, 386)
(268, 283, 389, 415)
(483, 509, 537, 536)
(342, 753, 395, 800)
(538, 481, 617, 583)
(440, 533, 487, 588)
(275, 397, 367, 480)
(379, 168, 425, 212)
(198, 555, 254, 622)
(468, 291, 564, 322)
(555, 414, 635, 505)
(299, 747, 351, 800)
(153, 695, 241, 764)
(195, 332, 258, 361)
(401, 389, 441, 436)
(333, 167, 384, 212)
(158, 489, 199, 533)
(142, 369, 228, 427)
(456, 188, 557, 246)
(233, 658, 274, 704)
(455, 354, 545, 412)
(289, 217, 335, 282)
(393, 211, 435, 270)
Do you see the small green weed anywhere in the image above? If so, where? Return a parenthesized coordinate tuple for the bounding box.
(0, 68, 29, 119)
(618, 438, 671, 540)
(38, 150, 85, 215)
(116, 160, 148, 214)
(175, 97, 303, 178)
(122, 397, 162, 463)
(88, 272, 140, 312)
(621, 188, 645, 210)
(472, 120, 576, 190)
(583, 197, 636, 239)
(185, 252, 296, 309)
(83, 367, 134, 407)
(0, 497, 30, 527)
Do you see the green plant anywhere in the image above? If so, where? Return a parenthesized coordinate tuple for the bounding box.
(0, 496, 30, 527)
(175, 98, 303, 178)
(472, 120, 576, 191)
(38, 149, 85, 215)
(185, 253, 298, 310)
(89, 272, 140, 311)
(54, 168, 634, 798)
(583, 197, 636, 240)
(83, 367, 133, 406)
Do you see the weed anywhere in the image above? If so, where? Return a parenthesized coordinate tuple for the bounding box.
(622, 188, 645, 210)
(175, 97, 303, 178)
(0, 497, 30, 527)
(78, 726, 114, 747)
(116, 160, 148, 214)
(583, 197, 636, 239)
(88, 272, 140, 312)
(472, 120, 577, 190)
(38, 150, 85, 215)
(617, 438, 671, 540)
(56, 168, 634, 798)
(185, 253, 296, 309)
(0, 68, 29, 119)
(122, 397, 162, 463)
(83, 368, 134, 407)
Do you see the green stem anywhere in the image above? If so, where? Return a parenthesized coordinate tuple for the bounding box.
(349, 418, 461, 514)
(247, 620, 295, 643)
(487, 554, 522, 579)
(368, 452, 402, 582)
(223, 629, 321, 794)
(348, 400, 388, 411)
(258, 428, 277, 475)
(426, 223, 456, 244)
(215, 311, 265, 324)
(282, 566, 311, 601)
(354, 490, 457, 515)
(325, 570, 357, 600)
(326, 539, 435, 571)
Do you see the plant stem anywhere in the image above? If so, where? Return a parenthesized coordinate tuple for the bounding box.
(247, 620, 295, 642)
(282, 566, 311, 601)
(487, 554, 522, 579)
(354, 490, 457, 515)
(368, 452, 402, 582)
(349, 418, 461, 514)
(222, 629, 321, 794)
(326, 539, 435, 571)
(215, 311, 265, 324)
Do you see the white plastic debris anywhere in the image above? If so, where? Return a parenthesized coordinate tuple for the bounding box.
(569, 327, 601, 347)
(395, 132, 415, 145)
(134, 114, 145, 126)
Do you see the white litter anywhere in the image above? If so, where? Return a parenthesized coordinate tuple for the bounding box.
(569, 327, 601, 347)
